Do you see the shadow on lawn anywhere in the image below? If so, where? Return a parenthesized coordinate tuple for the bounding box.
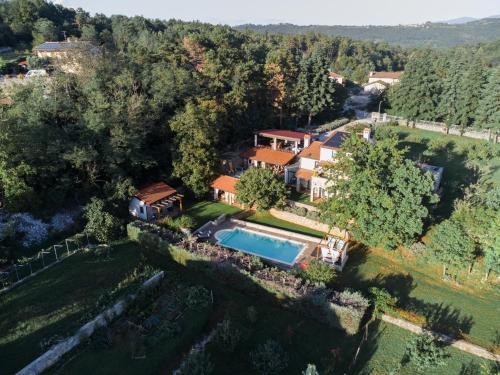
(398, 133, 481, 222)
(338, 244, 475, 340)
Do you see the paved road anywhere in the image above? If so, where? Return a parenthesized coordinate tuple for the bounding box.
(382, 314, 500, 362)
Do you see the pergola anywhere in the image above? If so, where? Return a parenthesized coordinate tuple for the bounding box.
(150, 193, 184, 215)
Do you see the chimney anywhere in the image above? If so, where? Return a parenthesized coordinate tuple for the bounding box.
(304, 134, 311, 148)
(363, 128, 371, 141)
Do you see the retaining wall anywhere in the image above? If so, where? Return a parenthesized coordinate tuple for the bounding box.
(17, 272, 165, 375)
(268, 209, 348, 240)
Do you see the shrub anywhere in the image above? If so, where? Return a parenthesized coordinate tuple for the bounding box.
(178, 350, 214, 375)
(369, 287, 397, 317)
(337, 289, 370, 310)
(293, 207, 308, 217)
(186, 285, 211, 309)
(250, 339, 288, 375)
(301, 260, 336, 285)
(158, 216, 174, 228)
(402, 335, 447, 373)
(306, 210, 320, 221)
(83, 198, 122, 243)
(214, 319, 241, 353)
(316, 118, 350, 133)
(10, 213, 49, 247)
(247, 306, 257, 323)
(174, 215, 196, 230)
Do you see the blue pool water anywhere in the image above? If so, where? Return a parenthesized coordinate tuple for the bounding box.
(215, 228, 305, 265)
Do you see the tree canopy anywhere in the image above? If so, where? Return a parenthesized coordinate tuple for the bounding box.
(235, 168, 288, 211)
(320, 134, 437, 250)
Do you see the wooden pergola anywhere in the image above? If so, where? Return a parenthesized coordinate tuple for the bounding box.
(150, 193, 184, 216)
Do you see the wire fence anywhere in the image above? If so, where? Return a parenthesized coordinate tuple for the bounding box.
(0, 233, 89, 291)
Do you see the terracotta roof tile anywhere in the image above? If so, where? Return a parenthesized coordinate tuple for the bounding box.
(211, 175, 239, 194)
(298, 141, 322, 160)
(295, 168, 314, 180)
(135, 182, 177, 205)
(258, 129, 311, 141)
(240, 147, 295, 166)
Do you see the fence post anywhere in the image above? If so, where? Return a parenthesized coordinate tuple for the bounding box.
(66, 239, 70, 256)
(41, 250, 45, 267)
(53, 245, 59, 261)
(29, 262, 33, 275)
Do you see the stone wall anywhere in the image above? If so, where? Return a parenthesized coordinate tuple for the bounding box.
(269, 208, 348, 240)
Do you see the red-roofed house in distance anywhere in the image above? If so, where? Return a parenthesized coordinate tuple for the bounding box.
(328, 71, 345, 85)
(129, 182, 184, 221)
(364, 71, 403, 93)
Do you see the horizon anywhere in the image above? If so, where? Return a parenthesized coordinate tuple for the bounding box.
(54, 0, 499, 26)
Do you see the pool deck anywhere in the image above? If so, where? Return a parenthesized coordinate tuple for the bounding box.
(202, 218, 322, 267)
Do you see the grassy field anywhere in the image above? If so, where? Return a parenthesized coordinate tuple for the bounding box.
(51, 244, 497, 374)
(354, 320, 496, 375)
(338, 245, 500, 350)
(184, 200, 242, 227)
(392, 125, 500, 219)
(244, 211, 325, 238)
(0, 242, 142, 374)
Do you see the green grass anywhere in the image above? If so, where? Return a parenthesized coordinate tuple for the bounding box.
(244, 211, 325, 238)
(338, 245, 500, 350)
(184, 200, 242, 227)
(354, 320, 496, 375)
(289, 190, 318, 206)
(392, 126, 500, 219)
(0, 242, 142, 375)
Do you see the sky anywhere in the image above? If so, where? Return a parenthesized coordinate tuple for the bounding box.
(55, 0, 500, 26)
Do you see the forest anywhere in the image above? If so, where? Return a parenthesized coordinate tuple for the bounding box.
(236, 18, 500, 48)
(0, 0, 407, 215)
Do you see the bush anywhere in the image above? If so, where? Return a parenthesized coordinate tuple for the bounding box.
(214, 319, 241, 353)
(250, 339, 288, 375)
(186, 285, 211, 309)
(316, 118, 350, 133)
(306, 210, 320, 221)
(302, 364, 319, 375)
(174, 215, 196, 230)
(247, 306, 257, 323)
(301, 260, 336, 285)
(178, 350, 214, 375)
(369, 287, 397, 317)
(402, 335, 447, 373)
(293, 207, 308, 217)
(84, 198, 122, 243)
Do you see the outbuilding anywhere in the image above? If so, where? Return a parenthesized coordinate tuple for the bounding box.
(129, 182, 183, 221)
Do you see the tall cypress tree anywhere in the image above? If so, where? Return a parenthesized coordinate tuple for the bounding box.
(475, 66, 500, 134)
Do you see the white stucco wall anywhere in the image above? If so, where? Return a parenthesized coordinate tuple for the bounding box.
(299, 157, 317, 171)
(319, 147, 336, 162)
(368, 77, 399, 84)
(129, 197, 148, 220)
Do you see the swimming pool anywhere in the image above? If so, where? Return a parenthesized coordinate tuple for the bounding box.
(215, 227, 306, 266)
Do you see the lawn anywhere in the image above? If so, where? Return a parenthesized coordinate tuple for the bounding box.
(392, 125, 500, 219)
(244, 211, 325, 238)
(184, 200, 242, 227)
(48, 243, 497, 374)
(289, 190, 318, 206)
(0, 242, 142, 375)
(354, 320, 496, 375)
(338, 245, 500, 350)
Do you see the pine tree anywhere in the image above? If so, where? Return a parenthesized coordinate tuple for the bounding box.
(475, 66, 500, 135)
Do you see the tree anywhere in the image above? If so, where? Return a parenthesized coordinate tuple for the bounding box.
(369, 287, 397, 318)
(320, 135, 437, 250)
(482, 214, 500, 281)
(296, 51, 338, 127)
(401, 335, 447, 373)
(170, 100, 223, 197)
(235, 168, 289, 211)
(83, 197, 122, 243)
(32, 18, 58, 46)
(475, 66, 500, 135)
(427, 219, 476, 278)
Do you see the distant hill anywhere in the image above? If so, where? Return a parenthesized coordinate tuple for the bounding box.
(441, 17, 478, 25)
(235, 18, 500, 48)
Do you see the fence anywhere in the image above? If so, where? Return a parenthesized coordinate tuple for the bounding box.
(0, 233, 88, 292)
(371, 112, 499, 142)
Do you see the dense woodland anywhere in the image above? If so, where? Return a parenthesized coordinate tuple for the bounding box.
(236, 18, 500, 48)
(0, 0, 408, 214)
(386, 47, 500, 132)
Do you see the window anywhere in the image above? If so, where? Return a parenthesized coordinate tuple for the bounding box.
(139, 206, 144, 214)
(314, 161, 320, 168)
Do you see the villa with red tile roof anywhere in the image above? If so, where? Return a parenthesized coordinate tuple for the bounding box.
(364, 71, 403, 92)
(328, 71, 345, 85)
(129, 182, 184, 221)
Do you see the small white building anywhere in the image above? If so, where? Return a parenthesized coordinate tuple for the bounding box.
(211, 175, 239, 205)
(329, 71, 345, 85)
(364, 71, 403, 93)
(129, 182, 183, 221)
